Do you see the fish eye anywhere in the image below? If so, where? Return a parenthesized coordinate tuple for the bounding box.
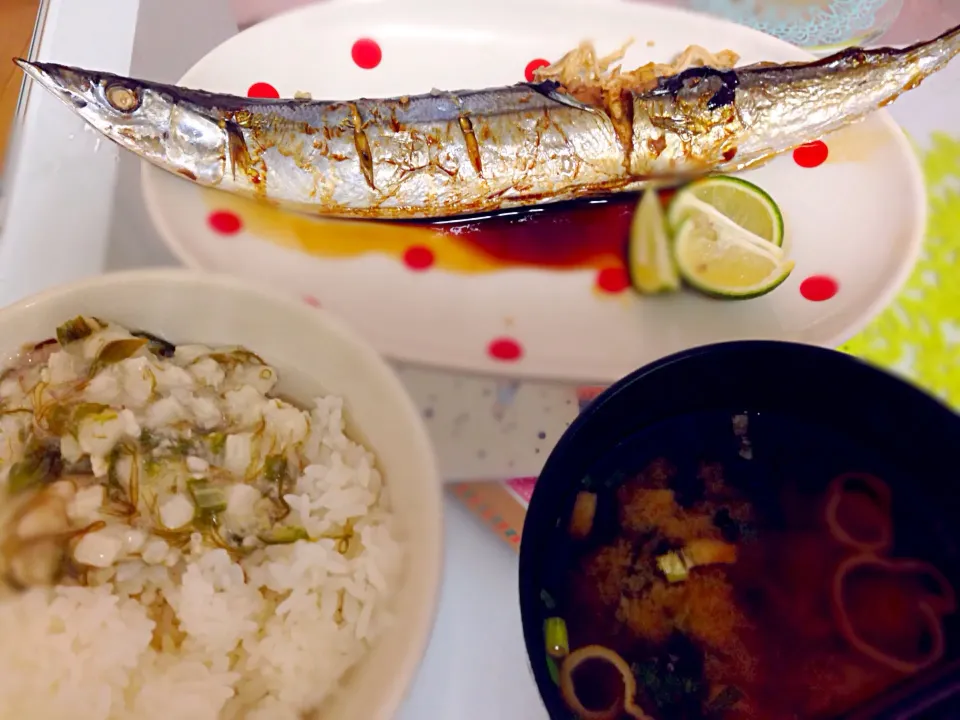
(105, 84, 141, 113)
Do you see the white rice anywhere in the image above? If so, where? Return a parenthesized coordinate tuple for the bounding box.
(0, 320, 403, 719)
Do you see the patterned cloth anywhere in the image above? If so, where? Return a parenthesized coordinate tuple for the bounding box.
(841, 133, 960, 409)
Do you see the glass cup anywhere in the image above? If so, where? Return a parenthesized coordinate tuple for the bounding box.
(684, 0, 905, 53)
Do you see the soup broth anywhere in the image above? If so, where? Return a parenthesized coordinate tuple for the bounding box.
(539, 411, 960, 720)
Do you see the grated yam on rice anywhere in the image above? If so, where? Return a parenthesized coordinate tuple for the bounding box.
(0, 317, 402, 719)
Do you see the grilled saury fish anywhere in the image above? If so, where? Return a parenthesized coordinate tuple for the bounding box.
(16, 23, 960, 220)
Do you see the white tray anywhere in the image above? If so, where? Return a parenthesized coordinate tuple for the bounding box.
(2, 3, 959, 719)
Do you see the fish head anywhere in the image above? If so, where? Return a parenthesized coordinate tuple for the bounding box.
(16, 60, 232, 185)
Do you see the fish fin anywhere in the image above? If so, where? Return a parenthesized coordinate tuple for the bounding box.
(347, 103, 376, 191)
(525, 81, 598, 112)
(225, 121, 254, 183)
(458, 115, 483, 178)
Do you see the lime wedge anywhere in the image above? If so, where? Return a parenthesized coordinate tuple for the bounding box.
(673, 217, 795, 299)
(628, 190, 680, 294)
(668, 176, 784, 248)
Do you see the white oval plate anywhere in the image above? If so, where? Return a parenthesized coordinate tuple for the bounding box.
(142, 0, 925, 384)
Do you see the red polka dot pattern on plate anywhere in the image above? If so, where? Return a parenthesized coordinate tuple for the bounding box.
(596, 267, 630, 293)
(800, 275, 839, 301)
(524, 58, 550, 82)
(403, 245, 435, 270)
(488, 337, 524, 362)
(247, 82, 279, 99)
(208, 210, 242, 235)
(303, 295, 322, 308)
(793, 140, 829, 168)
(352, 38, 382, 70)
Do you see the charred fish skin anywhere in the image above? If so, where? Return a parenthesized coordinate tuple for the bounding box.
(14, 23, 960, 220)
(254, 86, 631, 216)
(14, 60, 631, 216)
(628, 23, 960, 177)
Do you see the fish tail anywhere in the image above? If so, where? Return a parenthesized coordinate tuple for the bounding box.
(905, 20, 960, 53)
(894, 21, 960, 76)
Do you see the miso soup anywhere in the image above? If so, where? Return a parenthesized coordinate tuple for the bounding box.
(536, 411, 960, 720)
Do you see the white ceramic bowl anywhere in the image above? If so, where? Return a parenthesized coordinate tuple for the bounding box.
(0, 268, 443, 720)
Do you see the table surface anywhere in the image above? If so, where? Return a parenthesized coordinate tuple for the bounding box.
(2, 1, 960, 718)
(0, 0, 41, 170)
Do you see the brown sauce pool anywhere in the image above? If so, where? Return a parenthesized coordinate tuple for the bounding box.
(414, 195, 642, 270)
(203, 189, 654, 277)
